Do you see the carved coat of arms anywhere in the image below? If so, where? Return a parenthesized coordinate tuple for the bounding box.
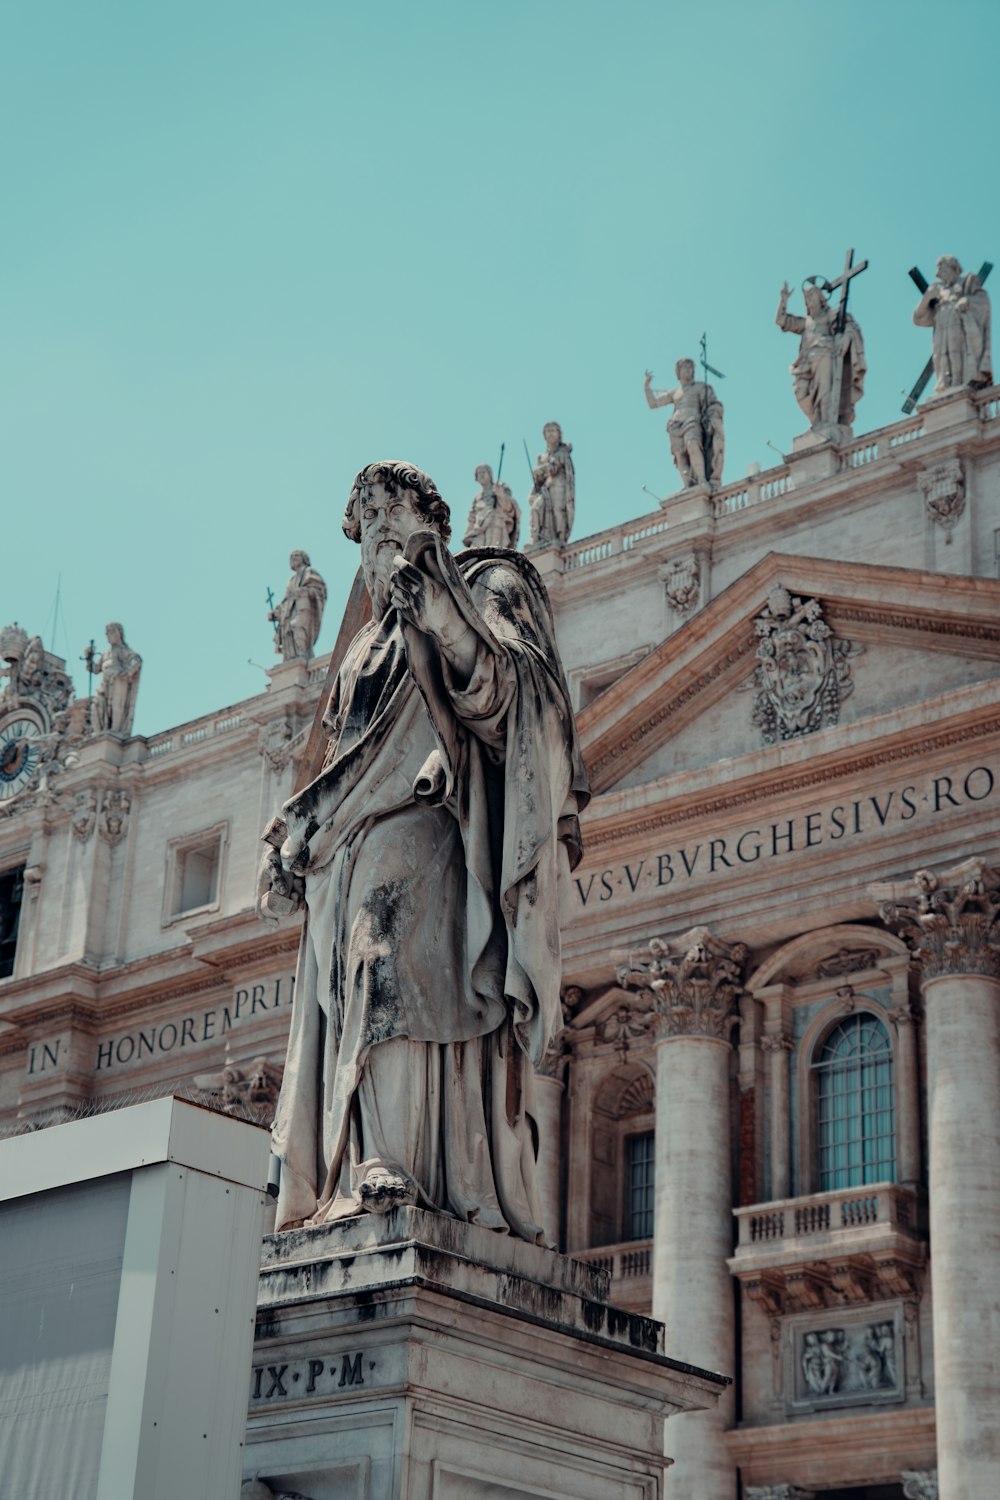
(749, 586, 858, 745)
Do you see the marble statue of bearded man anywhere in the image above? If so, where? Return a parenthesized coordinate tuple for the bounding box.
(259, 460, 589, 1242)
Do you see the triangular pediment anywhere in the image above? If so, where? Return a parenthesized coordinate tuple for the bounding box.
(577, 552, 1000, 797)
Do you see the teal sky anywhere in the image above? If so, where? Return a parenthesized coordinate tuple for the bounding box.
(3, 0, 998, 735)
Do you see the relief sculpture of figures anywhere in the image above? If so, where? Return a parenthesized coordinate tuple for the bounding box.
(462, 464, 520, 550)
(84, 623, 142, 736)
(270, 550, 327, 662)
(527, 422, 575, 547)
(776, 255, 867, 442)
(913, 255, 992, 394)
(644, 359, 724, 489)
(257, 459, 589, 1241)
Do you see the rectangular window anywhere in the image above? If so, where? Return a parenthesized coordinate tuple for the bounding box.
(0, 866, 25, 979)
(164, 825, 227, 924)
(626, 1131, 655, 1240)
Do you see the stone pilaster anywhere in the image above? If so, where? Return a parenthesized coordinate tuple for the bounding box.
(873, 859, 1000, 1500)
(620, 926, 747, 1500)
(761, 1032, 794, 1200)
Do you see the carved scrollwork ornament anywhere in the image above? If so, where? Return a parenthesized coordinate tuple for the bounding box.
(901, 1471, 938, 1500)
(918, 457, 965, 543)
(536, 987, 581, 1078)
(659, 552, 701, 614)
(746, 1486, 816, 1500)
(871, 857, 1000, 980)
(98, 788, 131, 847)
(617, 926, 748, 1040)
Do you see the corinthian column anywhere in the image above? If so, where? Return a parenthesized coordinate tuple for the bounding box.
(873, 859, 1000, 1500)
(620, 927, 747, 1500)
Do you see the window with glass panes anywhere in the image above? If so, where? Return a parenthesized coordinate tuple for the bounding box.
(0, 866, 24, 980)
(813, 1013, 895, 1190)
(626, 1131, 655, 1240)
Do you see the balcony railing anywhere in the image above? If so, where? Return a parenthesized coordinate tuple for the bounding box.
(735, 1182, 921, 1253)
(573, 1239, 652, 1285)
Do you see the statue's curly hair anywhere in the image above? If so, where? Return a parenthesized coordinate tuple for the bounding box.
(343, 461, 451, 544)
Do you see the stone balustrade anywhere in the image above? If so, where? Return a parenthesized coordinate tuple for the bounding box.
(736, 1183, 921, 1252)
(573, 1238, 653, 1311)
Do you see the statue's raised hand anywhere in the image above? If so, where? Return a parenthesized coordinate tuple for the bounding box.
(390, 554, 477, 679)
(779, 280, 792, 303)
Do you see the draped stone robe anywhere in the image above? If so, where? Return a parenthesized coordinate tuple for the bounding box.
(271, 536, 588, 1242)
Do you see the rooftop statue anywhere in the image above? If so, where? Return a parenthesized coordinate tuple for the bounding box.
(84, 623, 141, 737)
(269, 550, 327, 662)
(913, 255, 993, 395)
(527, 422, 575, 547)
(258, 460, 588, 1241)
(776, 251, 868, 443)
(462, 464, 521, 550)
(644, 358, 725, 489)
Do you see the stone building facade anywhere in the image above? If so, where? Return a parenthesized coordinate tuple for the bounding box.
(3, 385, 1000, 1499)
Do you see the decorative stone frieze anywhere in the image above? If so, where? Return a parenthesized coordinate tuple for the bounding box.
(597, 1001, 654, 1063)
(872, 856, 1000, 979)
(98, 788, 131, 847)
(618, 927, 747, 1040)
(259, 716, 296, 774)
(814, 946, 879, 979)
(901, 1471, 938, 1500)
(918, 457, 965, 542)
(748, 586, 858, 745)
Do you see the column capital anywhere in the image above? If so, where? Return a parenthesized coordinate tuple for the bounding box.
(617, 926, 748, 1041)
(871, 857, 1000, 981)
(761, 1033, 794, 1054)
(901, 1472, 938, 1500)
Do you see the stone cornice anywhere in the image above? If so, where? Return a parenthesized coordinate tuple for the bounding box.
(581, 707, 1000, 853)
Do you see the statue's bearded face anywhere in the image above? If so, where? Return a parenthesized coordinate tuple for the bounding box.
(359, 481, 426, 617)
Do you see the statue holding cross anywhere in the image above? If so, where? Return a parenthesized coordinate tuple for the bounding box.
(912, 255, 993, 400)
(776, 248, 868, 443)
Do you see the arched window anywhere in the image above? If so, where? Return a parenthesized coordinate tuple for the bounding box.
(813, 1013, 895, 1190)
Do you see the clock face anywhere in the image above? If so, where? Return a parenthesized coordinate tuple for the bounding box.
(0, 716, 43, 803)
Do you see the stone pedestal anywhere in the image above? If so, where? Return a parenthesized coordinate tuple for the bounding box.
(244, 1208, 725, 1500)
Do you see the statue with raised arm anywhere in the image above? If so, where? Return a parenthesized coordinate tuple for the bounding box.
(258, 460, 589, 1240)
(776, 278, 866, 438)
(913, 255, 992, 394)
(84, 623, 142, 736)
(527, 422, 575, 547)
(462, 464, 521, 550)
(269, 550, 327, 662)
(644, 358, 725, 489)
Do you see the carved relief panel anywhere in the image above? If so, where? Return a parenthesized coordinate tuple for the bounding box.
(783, 1302, 905, 1415)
